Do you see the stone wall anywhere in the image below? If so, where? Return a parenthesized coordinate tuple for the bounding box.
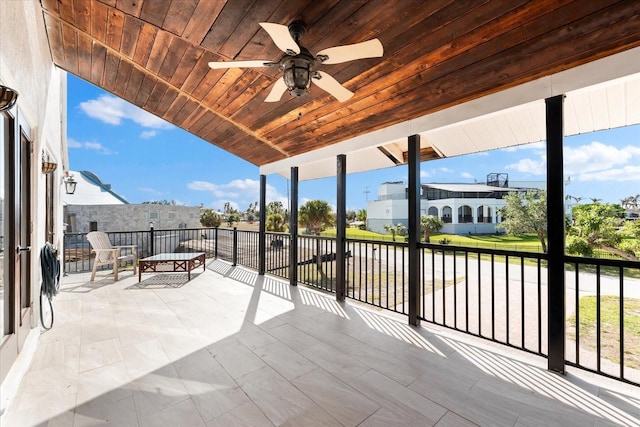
(64, 204, 202, 233)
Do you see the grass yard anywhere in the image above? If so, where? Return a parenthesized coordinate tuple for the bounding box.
(319, 228, 545, 252)
(567, 296, 640, 370)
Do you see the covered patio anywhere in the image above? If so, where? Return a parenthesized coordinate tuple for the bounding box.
(3, 260, 640, 426)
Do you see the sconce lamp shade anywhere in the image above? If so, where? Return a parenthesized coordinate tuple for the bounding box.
(42, 161, 58, 174)
(64, 175, 77, 194)
(0, 85, 18, 111)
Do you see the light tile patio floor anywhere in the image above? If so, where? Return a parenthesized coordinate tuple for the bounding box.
(2, 259, 639, 426)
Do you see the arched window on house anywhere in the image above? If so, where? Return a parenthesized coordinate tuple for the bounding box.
(442, 206, 452, 223)
(428, 206, 438, 217)
(458, 205, 473, 223)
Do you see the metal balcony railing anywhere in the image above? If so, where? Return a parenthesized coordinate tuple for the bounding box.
(63, 227, 640, 386)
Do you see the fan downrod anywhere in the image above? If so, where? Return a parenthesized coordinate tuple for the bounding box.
(288, 21, 307, 43)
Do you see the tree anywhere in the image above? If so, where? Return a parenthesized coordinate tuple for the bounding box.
(246, 202, 258, 223)
(346, 209, 357, 222)
(299, 200, 333, 235)
(266, 213, 287, 232)
(200, 209, 221, 227)
(226, 212, 241, 227)
(567, 203, 637, 260)
(498, 190, 548, 253)
(356, 209, 367, 222)
(420, 215, 444, 243)
(267, 201, 284, 216)
(383, 223, 407, 242)
(299, 200, 334, 269)
(142, 199, 178, 205)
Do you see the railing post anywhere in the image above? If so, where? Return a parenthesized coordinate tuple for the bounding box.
(546, 94, 566, 374)
(259, 174, 266, 275)
(232, 226, 238, 266)
(149, 222, 155, 256)
(289, 167, 299, 286)
(214, 227, 218, 258)
(336, 155, 347, 301)
(407, 134, 421, 326)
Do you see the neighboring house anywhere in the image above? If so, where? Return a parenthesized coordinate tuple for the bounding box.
(367, 174, 540, 235)
(63, 170, 201, 233)
(1, 2, 68, 400)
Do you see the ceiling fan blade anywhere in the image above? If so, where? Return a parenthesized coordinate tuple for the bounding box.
(259, 22, 300, 55)
(265, 77, 288, 103)
(312, 71, 354, 102)
(316, 38, 383, 64)
(208, 60, 273, 69)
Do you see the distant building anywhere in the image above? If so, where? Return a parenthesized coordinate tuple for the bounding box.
(367, 173, 541, 235)
(63, 170, 201, 233)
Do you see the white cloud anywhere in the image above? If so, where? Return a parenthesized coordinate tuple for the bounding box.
(460, 172, 474, 179)
(439, 167, 453, 173)
(564, 141, 637, 175)
(420, 170, 431, 178)
(67, 137, 82, 148)
(79, 94, 173, 130)
(504, 141, 640, 182)
(505, 156, 546, 175)
(577, 165, 640, 182)
(140, 130, 157, 139)
(67, 137, 116, 155)
(188, 178, 288, 209)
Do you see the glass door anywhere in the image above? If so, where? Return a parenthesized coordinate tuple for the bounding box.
(0, 109, 33, 383)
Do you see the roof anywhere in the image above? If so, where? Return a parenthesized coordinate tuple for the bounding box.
(63, 171, 129, 206)
(423, 183, 518, 193)
(40, 2, 640, 180)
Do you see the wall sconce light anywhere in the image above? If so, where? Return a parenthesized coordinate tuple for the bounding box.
(42, 151, 57, 174)
(0, 85, 18, 111)
(64, 172, 77, 194)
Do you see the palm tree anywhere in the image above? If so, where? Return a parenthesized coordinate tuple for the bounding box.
(266, 213, 287, 232)
(589, 197, 602, 204)
(383, 223, 407, 242)
(299, 200, 333, 235)
(420, 215, 444, 243)
(299, 200, 334, 268)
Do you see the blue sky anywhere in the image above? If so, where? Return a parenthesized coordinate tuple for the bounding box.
(67, 74, 640, 212)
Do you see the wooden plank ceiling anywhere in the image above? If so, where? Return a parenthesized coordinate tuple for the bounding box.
(40, 0, 640, 167)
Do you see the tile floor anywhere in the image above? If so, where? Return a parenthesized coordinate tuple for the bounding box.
(2, 259, 639, 426)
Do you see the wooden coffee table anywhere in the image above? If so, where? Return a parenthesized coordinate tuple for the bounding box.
(138, 252, 206, 282)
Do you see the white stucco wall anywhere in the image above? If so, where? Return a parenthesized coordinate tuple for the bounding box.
(0, 0, 67, 404)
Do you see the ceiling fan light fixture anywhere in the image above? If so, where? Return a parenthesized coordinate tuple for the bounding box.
(282, 57, 312, 97)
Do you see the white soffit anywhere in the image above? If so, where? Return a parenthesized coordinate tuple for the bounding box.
(260, 46, 640, 181)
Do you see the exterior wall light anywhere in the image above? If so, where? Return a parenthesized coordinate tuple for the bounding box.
(0, 85, 18, 111)
(64, 172, 77, 194)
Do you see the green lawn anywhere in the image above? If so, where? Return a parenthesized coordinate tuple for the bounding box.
(568, 296, 640, 369)
(318, 228, 544, 252)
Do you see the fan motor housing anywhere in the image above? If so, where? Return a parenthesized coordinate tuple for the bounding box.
(280, 47, 315, 97)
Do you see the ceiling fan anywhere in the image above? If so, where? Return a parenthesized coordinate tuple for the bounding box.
(208, 21, 383, 102)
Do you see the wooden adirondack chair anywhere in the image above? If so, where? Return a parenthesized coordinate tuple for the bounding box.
(86, 231, 137, 281)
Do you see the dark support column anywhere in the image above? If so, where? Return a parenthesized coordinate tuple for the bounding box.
(336, 154, 347, 301)
(289, 167, 299, 286)
(232, 226, 238, 266)
(546, 95, 566, 374)
(259, 174, 267, 275)
(407, 134, 421, 326)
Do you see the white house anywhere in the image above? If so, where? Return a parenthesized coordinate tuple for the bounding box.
(367, 177, 541, 235)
